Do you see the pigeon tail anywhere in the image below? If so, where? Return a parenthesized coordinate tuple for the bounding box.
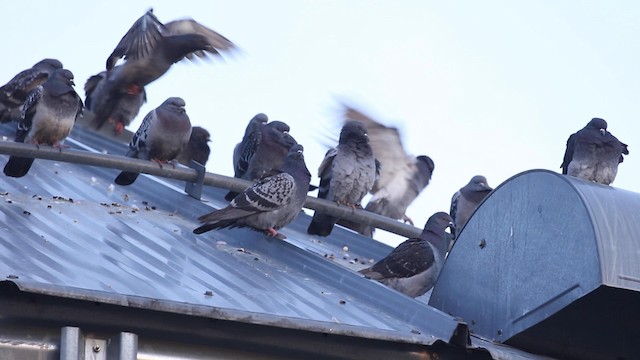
(3, 156, 35, 178)
(307, 213, 338, 237)
(114, 171, 140, 185)
(224, 191, 238, 202)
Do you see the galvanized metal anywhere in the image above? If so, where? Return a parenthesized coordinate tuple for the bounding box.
(430, 169, 640, 359)
(0, 123, 461, 351)
(0, 134, 421, 239)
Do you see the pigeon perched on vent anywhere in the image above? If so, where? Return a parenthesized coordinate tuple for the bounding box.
(0, 58, 63, 123)
(561, 118, 628, 185)
(307, 120, 379, 237)
(194, 144, 312, 239)
(225, 119, 297, 201)
(114, 97, 192, 185)
(359, 212, 454, 298)
(450, 175, 492, 238)
(3, 69, 83, 178)
(90, 8, 235, 133)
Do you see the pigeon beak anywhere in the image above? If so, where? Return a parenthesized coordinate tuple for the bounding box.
(70, 79, 75, 86)
(600, 128, 606, 136)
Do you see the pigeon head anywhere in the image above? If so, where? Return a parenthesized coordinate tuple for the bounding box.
(469, 175, 492, 191)
(421, 212, 455, 248)
(33, 58, 63, 72)
(50, 69, 75, 84)
(190, 126, 210, 143)
(267, 120, 290, 134)
(588, 118, 607, 135)
(339, 120, 369, 145)
(162, 97, 186, 113)
(416, 155, 435, 173)
(251, 113, 269, 125)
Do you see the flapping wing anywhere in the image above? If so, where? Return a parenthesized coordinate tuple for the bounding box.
(107, 9, 166, 70)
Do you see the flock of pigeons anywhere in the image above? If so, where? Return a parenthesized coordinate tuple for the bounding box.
(0, 9, 631, 299)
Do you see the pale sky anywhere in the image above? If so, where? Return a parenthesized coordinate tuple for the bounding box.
(2, 1, 640, 246)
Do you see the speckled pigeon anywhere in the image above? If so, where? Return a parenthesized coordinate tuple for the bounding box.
(3, 69, 83, 178)
(335, 105, 434, 236)
(176, 126, 211, 166)
(450, 175, 492, 237)
(561, 118, 628, 185)
(225, 119, 297, 201)
(194, 144, 312, 238)
(359, 212, 454, 298)
(114, 97, 192, 185)
(232, 113, 269, 177)
(84, 66, 147, 135)
(307, 120, 379, 237)
(92, 8, 235, 132)
(0, 59, 63, 123)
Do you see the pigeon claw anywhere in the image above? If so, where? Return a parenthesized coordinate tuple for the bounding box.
(402, 214, 414, 226)
(114, 121, 125, 135)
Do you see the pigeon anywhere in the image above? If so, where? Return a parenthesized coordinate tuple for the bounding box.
(307, 120, 379, 237)
(114, 97, 192, 185)
(359, 212, 454, 298)
(224, 119, 297, 201)
(176, 126, 211, 166)
(92, 8, 235, 131)
(450, 175, 493, 237)
(3, 69, 83, 178)
(561, 118, 629, 185)
(194, 144, 312, 238)
(334, 105, 434, 236)
(232, 113, 269, 177)
(84, 66, 147, 135)
(0, 58, 63, 123)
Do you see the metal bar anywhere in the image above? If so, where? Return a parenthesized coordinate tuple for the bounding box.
(106, 332, 138, 360)
(60, 326, 84, 360)
(0, 141, 421, 239)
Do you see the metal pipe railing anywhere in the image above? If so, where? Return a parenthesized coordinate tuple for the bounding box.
(0, 141, 422, 238)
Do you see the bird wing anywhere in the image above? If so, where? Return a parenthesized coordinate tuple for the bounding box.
(20, 85, 43, 121)
(366, 239, 434, 279)
(560, 133, 576, 174)
(316, 147, 337, 200)
(129, 108, 156, 157)
(0, 68, 49, 107)
(343, 106, 410, 193)
(83, 72, 105, 109)
(164, 19, 236, 61)
(107, 9, 167, 70)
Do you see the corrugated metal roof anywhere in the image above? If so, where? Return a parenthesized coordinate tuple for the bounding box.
(0, 122, 464, 348)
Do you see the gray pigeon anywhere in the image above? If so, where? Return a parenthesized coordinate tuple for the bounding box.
(114, 97, 192, 185)
(194, 144, 312, 238)
(224, 119, 297, 201)
(359, 212, 454, 298)
(450, 175, 493, 237)
(176, 126, 211, 166)
(0, 59, 63, 123)
(84, 66, 147, 135)
(3, 69, 83, 178)
(336, 105, 434, 236)
(232, 113, 269, 177)
(92, 9, 235, 131)
(561, 118, 629, 185)
(307, 120, 379, 237)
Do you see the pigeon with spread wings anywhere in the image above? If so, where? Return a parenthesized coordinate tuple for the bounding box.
(90, 8, 235, 133)
(337, 105, 434, 236)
